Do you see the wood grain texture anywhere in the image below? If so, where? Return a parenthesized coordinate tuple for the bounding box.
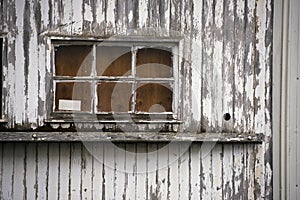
(0, 142, 266, 199)
(0, 0, 273, 199)
(0, 0, 271, 135)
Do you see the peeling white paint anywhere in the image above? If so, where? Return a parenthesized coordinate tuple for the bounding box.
(84, 2, 93, 23)
(15, 0, 26, 124)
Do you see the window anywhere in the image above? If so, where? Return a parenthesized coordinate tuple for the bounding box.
(51, 40, 180, 121)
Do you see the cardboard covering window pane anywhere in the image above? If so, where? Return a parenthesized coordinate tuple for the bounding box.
(135, 82, 173, 112)
(97, 82, 132, 112)
(96, 46, 132, 76)
(55, 45, 93, 76)
(136, 48, 173, 78)
(55, 82, 92, 112)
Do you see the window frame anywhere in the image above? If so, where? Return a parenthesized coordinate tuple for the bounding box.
(50, 38, 182, 122)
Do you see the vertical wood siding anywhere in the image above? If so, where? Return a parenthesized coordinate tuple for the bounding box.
(0, 0, 272, 134)
(0, 142, 267, 199)
(0, 0, 273, 199)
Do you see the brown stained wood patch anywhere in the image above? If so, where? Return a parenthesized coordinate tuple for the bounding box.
(136, 48, 172, 78)
(55, 45, 93, 76)
(97, 82, 132, 112)
(136, 83, 173, 112)
(55, 82, 92, 112)
(96, 46, 132, 76)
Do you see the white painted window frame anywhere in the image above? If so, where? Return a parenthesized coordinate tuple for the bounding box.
(50, 38, 182, 122)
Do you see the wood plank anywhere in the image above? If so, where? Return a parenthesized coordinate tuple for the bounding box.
(114, 143, 126, 200)
(201, 0, 213, 132)
(138, 0, 148, 28)
(1, 143, 14, 200)
(161, 0, 170, 32)
(157, 143, 168, 200)
(71, 0, 83, 34)
(0, 143, 2, 197)
(0, 131, 265, 142)
(234, 0, 246, 132)
(83, 0, 94, 33)
(247, 144, 255, 199)
(212, 0, 224, 131)
(13, 143, 25, 200)
(59, 143, 71, 200)
(254, 0, 266, 134)
(222, 144, 234, 199)
(200, 142, 213, 199)
(25, 144, 37, 200)
(14, 0, 25, 125)
(191, 0, 202, 123)
(148, 0, 160, 28)
(233, 144, 245, 199)
(179, 142, 190, 200)
(37, 143, 48, 200)
(222, 0, 235, 132)
(254, 144, 264, 200)
(147, 143, 157, 199)
(168, 142, 179, 200)
(190, 143, 201, 200)
(136, 143, 147, 200)
(82, 144, 93, 200)
(244, 0, 256, 133)
(91, 142, 104, 200)
(115, 0, 126, 32)
(170, 0, 181, 31)
(126, 0, 137, 30)
(95, 0, 105, 34)
(48, 143, 59, 200)
(103, 142, 115, 199)
(211, 144, 222, 199)
(26, 0, 39, 126)
(125, 143, 136, 200)
(105, 0, 116, 34)
(70, 143, 82, 200)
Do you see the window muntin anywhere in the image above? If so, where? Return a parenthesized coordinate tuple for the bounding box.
(52, 41, 178, 119)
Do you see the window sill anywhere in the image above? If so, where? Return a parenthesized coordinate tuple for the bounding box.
(0, 131, 264, 143)
(0, 119, 8, 123)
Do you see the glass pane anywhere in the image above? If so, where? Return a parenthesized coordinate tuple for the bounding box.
(55, 82, 91, 112)
(96, 46, 132, 76)
(136, 82, 173, 112)
(55, 45, 92, 76)
(97, 82, 132, 112)
(136, 48, 173, 78)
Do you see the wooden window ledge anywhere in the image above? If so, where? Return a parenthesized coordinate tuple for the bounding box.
(0, 131, 264, 143)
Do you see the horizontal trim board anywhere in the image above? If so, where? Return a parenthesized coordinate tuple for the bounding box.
(0, 132, 264, 142)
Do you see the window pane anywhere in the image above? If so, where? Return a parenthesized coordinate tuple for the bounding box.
(55, 45, 92, 76)
(136, 48, 172, 78)
(97, 82, 132, 112)
(55, 82, 91, 112)
(96, 46, 132, 76)
(136, 82, 173, 112)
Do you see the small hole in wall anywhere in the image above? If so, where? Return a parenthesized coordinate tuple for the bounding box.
(223, 113, 231, 121)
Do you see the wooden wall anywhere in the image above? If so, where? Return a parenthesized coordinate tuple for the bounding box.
(0, 142, 269, 199)
(0, 0, 272, 134)
(0, 0, 273, 199)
